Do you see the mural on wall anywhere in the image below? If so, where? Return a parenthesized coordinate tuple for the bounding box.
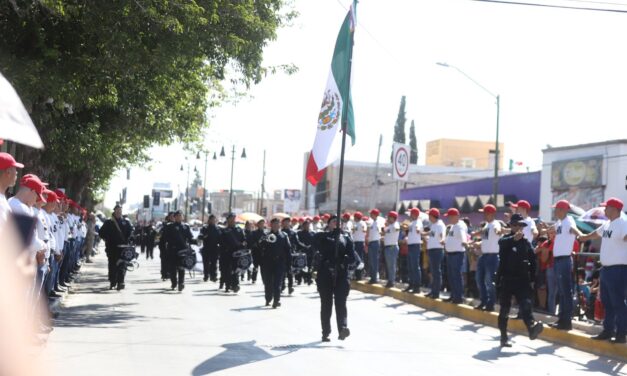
(551, 156, 603, 190)
(552, 187, 604, 212)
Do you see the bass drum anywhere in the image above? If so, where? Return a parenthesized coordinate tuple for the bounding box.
(291, 252, 308, 273)
(233, 249, 252, 275)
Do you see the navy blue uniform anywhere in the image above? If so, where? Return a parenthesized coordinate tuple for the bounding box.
(296, 229, 315, 285)
(220, 225, 247, 292)
(259, 231, 292, 307)
(281, 227, 298, 293)
(161, 222, 194, 290)
(199, 224, 221, 281)
(99, 216, 133, 289)
(247, 228, 267, 283)
(314, 229, 360, 339)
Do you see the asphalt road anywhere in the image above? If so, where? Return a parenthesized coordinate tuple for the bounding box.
(44, 251, 626, 376)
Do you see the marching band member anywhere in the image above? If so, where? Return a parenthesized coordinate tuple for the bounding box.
(259, 218, 292, 308)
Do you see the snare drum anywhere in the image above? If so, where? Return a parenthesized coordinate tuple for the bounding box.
(119, 245, 137, 262)
(291, 252, 308, 273)
(233, 249, 253, 274)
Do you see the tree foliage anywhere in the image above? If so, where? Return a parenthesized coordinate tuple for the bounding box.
(0, 0, 294, 207)
(409, 119, 417, 164)
(390, 95, 406, 162)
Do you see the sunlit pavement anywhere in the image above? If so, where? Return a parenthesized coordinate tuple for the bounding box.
(44, 251, 626, 376)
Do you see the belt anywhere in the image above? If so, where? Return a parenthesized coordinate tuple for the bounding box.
(603, 264, 627, 268)
(554, 255, 571, 260)
(447, 251, 464, 254)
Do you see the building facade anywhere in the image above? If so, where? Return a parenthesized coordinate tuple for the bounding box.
(426, 138, 504, 170)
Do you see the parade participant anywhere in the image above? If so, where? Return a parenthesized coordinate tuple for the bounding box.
(42, 191, 62, 298)
(510, 200, 538, 242)
(366, 208, 383, 284)
(9, 176, 47, 263)
(383, 211, 400, 288)
(496, 213, 544, 347)
(244, 221, 255, 282)
(444, 208, 468, 304)
(98, 204, 134, 290)
(158, 212, 174, 280)
(314, 215, 359, 342)
(296, 218, 315, 285)
(322, 213, 331, 230)
(199, 214, 221, 282)
(281, 217, 298, 294)
(220, 213, 247, 293)
(291, 217, 300, 231)
(578, 197, 627, 344)
(0, 152, 23, 223)
(246, 218, 266, 284)
(143, 221, 157, 260)
(405, 208, 424, 293)
(550, 200, 582, 331)
(259, 218, 292, 308)
(473, 204, 502, 311)
(312, 215, 323, 232)
(425, 208, 446, 299)
(341, 212, 353, 233)
(352, 211, 367, 281)
(160, 210, 194, 291)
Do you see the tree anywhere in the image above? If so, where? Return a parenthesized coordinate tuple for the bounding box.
(0, 0, 295, 207)
(391, 95, 406, 162)
(409, 119, 418, 164)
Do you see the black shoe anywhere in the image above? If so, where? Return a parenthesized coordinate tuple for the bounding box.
(367, 280, 377, 285)
(555, 322, 572, 331)
(171, 283, 177, 290)
(385, 282, 394, 288)
(288, 287, 294, 295)
(272, 301, 281, 309)
(225, 288, 230, 293)
(474, 304, 486, 310)
(529, 322, 544, 340)
(483, 306, 495, 312)
(403, 286, 413, 292)
(203, 276, 209, 282)
(610, 335, 626, 344)
(338, 327, 350, 340)
(49, 291, 61, 298)
(54, 288, 66, 293)
(109, 283, 116, 290)
(178, 284, 184, 292)
(233, 285, 240, 293)
(591, 331, 615, 340)
(219, 282, 224, 289)
(500, 337, 512, 347)
(451, 299, 464, 304)
(443, 297, 453, 302)
(321, 336, 331, 342)
(116, 284, 125, 291)
(265, 300, 271, 307)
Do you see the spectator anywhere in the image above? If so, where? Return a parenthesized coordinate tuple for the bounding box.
(405, 208, 424, 293)
(425, 208, 446, 299)
(473, 204, 502, 311)
(382, 211, 400, 288)
(443, 208, 467, 304)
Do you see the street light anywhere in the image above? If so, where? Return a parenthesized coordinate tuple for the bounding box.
(437, 61, 501, 206)
(219, 145, 247, 213)
(197, 150, 209, 223)
(180, 157, 197, 222)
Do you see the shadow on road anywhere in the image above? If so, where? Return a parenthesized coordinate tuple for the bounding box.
(53, 303, 142, 328)
(230, 305, 268, 312)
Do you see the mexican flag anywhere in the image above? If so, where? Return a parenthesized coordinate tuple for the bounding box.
(306, 1, 356, 186)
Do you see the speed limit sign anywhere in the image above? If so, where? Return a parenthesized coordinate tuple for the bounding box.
(393, 142, 410, 181)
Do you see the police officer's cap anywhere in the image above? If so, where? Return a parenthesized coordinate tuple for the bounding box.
(173, 210, 183, 216)
(270, 218, 280, 224)
(113, 204, 122, 210)
(226, 212, 236, 219)
(508, 213, 527, 227)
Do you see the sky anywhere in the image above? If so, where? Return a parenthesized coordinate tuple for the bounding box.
(105, 0, 627, 208)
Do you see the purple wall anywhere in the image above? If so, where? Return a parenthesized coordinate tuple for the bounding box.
(400, 171, 541, 211)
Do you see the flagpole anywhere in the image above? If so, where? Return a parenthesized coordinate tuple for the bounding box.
(335, 2, 356, 282)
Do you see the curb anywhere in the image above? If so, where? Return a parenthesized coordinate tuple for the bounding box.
(351, 281, 627, 362)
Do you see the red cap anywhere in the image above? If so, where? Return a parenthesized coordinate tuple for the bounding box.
(387, 211, 398, 219)
(409, 208, 420, 216)
(342, 212, 351, 220)
(44, 189, 59, 203)
(600, 197, 624, 211)
(21, 177, 46, 202)
(370, 208, 380, 216)
(353, 211, 363, 220)
(552, 200, 570, 210)
(20, 174, 48, 186)
(322, 213, 331, 220)
(0, 152, 24, 170)
(291, 217, 298, 222)
(479, 204, 497, 214)
(428, 208, 440, 217)
(298, 217, 305, 223)
(443, 208, 460, 217)
(511, 200, 531, 210)
(313, 215, 320, 221)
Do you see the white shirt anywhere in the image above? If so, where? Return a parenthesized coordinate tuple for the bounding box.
(49, 212, 63, 255)
(445, 221, 468, 253)
(427, 220, 446, 249)
(596, 217, 627, 266)
(0, 193, 11, 224)
(383, 222, 400, 246)
(407, 219, 424, 245)
(352, 220, 367, 242)
(481, 220, 502, 254)
(522, 216, 537, 241)
(367, 217, 383, 242)
(553, 215, 577, 257)
(342, 220, 353, 233)
(8, 197, 43, 258)
(34, 208, 51, 260)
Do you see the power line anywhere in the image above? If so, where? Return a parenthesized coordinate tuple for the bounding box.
(471, 0, 627, 13)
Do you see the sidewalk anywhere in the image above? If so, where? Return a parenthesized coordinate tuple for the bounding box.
(351, 280, 627, 362)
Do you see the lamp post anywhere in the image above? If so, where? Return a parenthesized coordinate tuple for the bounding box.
(197, 150, 209, 223)
(180, 158, 197, 222)
(436, 62, 501, 206)
(219, 145, 246, 214)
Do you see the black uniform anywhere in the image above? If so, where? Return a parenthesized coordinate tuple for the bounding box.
(98, 216, 133, 289)
(220, 224, 247, 292)
(160, 221, 195, 290)
(314, 229, 360, 340)
(247, 228, 267, 284)
(143, 225, 157, 260)
(296, 229, 315, 285)
(281, 226, 298, 294)
(496, 233, 541, 343)
(158, 221, 170, 279)
(259, 231, 292, 307)
(199, 223, 221, 282)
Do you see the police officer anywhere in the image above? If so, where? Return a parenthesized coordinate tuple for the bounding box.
(158, 212, 174, 280)
(199, 214, 221, 282)
(281, 217, 298, 295)
(496, 213, 544, 347)
(259, 218, 292, 308)
(296, 218, 315, 285)
(143, 221, 157, 260)
(247, 218, 267, 284)
(160, 210, 194, 291)
(314, 215, 360, 342)
(220, 213, 247, 293)
(98, 204, 134, 290)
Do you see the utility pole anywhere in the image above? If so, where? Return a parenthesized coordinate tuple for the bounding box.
(259, 149, 266, 216)
(371, 134, 383, 208)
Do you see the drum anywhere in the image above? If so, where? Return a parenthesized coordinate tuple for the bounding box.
(178, 248, 197, 270)
(119, 245, 137, 262)
(291, 252, 308, 273)
(233, 249, 253, 275)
